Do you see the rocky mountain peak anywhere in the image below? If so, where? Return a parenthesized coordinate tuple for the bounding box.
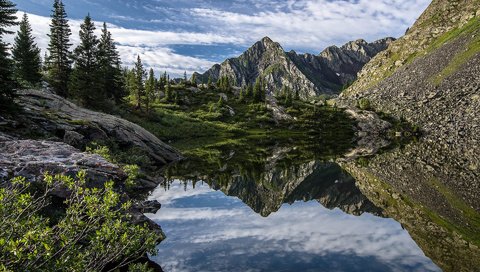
(195, 36, 393, 97)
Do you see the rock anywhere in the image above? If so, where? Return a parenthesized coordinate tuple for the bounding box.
(0, 139, 124, 187)
(12, 89, 182, 166)
(133, 200, 162, 214)
(63, 130, 86, 148)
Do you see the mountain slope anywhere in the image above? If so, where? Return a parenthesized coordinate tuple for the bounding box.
(339, 0, 480, 169)
(195, 37, 393, 98)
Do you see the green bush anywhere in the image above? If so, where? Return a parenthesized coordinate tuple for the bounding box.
(357, 98, 372, 110)
(0, 171, 160, 271)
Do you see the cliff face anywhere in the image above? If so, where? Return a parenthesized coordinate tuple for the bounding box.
(195, 37, 393, 98)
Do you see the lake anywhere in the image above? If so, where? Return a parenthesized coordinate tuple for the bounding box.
(144, 134, 479, 271)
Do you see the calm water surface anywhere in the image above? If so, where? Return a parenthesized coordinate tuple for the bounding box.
(145, 136, 442, 271)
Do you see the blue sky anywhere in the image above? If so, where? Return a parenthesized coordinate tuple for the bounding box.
(9, 0, 431, 77)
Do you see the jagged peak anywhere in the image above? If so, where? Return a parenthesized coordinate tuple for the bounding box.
(261, 36, 274, 44)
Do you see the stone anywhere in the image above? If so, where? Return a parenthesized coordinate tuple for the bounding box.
(14, 89, 182, 166)
(63, 130, 85, 148)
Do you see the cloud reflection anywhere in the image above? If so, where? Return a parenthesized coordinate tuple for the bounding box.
(147, 182, 440, 272)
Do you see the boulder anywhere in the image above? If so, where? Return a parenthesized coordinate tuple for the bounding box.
(8, 89, 181, 165)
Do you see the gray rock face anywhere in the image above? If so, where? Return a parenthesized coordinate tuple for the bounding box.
(3, 89, 181, 165)
(0, 138, 123, 186)
(194, 37, 394, 98)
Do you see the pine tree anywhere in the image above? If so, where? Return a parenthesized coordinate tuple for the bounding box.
(70, 14, 101, 106)
(145, 68, 155, 113)
(12, 13, 42, 87)
(47, 0, 72, 97)
(0, 0, 17, 36)
(245, 83, 253, 98)
(190, 73, 197, 87)
(183, 71, 187, 83)
(238, 86, 245, 102)
(165, 81, 172, 102)
(0, 0, 17, 105)
(207, 75, 213, 89)
(133, 55, 145, 109)
(253, 76, 263, 103)
(98, 22, 124, 103)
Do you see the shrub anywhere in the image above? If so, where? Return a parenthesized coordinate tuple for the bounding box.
(0, 171, 160, 271)
(357, 98, 372, 110)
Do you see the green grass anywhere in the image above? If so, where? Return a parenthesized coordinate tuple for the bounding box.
(432, 30, 480, 85)
(427, 17, 480, 53)
(427, 177, 480, 242)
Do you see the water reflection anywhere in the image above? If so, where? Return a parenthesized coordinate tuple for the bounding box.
(145, 135, 440, 271)
(147, 181, 439, 272)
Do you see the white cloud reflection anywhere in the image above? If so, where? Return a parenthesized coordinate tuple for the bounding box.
(147, 182, 440, 272)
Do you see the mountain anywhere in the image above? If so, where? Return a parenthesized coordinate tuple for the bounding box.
(194, 36, 394, 98)
(339, 0, 480, 175)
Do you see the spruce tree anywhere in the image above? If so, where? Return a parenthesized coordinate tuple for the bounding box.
(70, 14, 101, 106)
(12, 13, 42, 87)
(190, 73, 197, 87)
(0, 0, 17, 36)
(98, 22, 124, 103)
(47, 0, 72, 97)
(145, 68, 155, 113)
(165, 81, 172, 102)
(133, 55, 145, 109)
(207, 75, 213, 89)
(253, 76, 263, 102)
(0, 0, 17, 105)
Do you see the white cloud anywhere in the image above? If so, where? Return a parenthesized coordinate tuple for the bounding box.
(189, 0, 431, 51)
(4, 0, 431, 76)
(4, 12, 222, 77)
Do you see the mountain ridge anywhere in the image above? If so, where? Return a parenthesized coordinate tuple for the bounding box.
(194, 36, 394, 98)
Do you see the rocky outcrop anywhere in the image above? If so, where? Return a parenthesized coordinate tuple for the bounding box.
(1, 89, 181, 165)
(194, 37, 393, 98)
(0, 138, 123, 186)
(0, 136, 165, 240)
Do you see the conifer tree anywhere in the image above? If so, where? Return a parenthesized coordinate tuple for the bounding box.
(253, 76, 263, 102)
(165, 81, 172, 102)
(238, 86, 245, 102)
(145, 68, 155, 113)
(0, 0, 17, 36)
(245, 83, 253, 98)
(190, 73, 197, 87)
(207, 75, 213, 89)
(98, 22, 124, 103)
(183, 71, 187, 83)
(133, 55, 145, 109)
(47, 0, 72, 97)
(0, 0, 17, 105)
(70, 14, 101, 106)
(12, 13, 42, 87)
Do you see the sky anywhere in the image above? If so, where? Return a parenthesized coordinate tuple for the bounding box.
(6, 0, 431, 77)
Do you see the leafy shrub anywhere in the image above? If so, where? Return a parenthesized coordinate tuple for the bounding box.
(0, 171, 160, 271)
(357, 98, 372, 110)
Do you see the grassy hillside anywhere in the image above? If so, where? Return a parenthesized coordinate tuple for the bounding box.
(343, 0, 480, 96)
(120, 83, 356, 146)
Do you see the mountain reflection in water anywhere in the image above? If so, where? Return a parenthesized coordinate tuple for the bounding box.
(146, 137, 440, 272)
